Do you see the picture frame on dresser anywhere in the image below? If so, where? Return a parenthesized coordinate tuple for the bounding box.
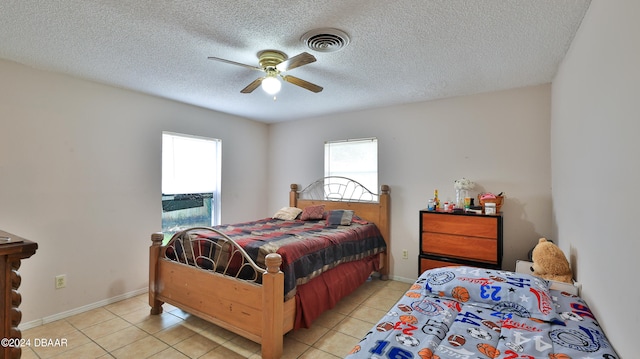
(419, 210, 503, 274)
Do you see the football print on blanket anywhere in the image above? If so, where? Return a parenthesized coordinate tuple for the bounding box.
(447, 334, 466, 347)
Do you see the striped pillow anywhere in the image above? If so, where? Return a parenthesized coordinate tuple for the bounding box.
(326, 210, 354, 225)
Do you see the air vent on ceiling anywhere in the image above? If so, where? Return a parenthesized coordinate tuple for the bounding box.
(301, 28, 350, 53)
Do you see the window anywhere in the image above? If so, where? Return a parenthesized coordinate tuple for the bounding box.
(324, 138, 378, 199)
(161, 132, 221, 234)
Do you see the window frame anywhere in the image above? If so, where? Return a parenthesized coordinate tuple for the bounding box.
(161, 132, 221, 229)
(324, 137, 378, 201)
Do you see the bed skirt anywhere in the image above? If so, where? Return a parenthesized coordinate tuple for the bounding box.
(294, 254, 380, 329)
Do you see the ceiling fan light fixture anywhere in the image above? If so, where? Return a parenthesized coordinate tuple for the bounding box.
(261, 75, 281, 95)
(209, 50, 322, 94)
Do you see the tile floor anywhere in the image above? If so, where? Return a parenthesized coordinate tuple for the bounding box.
(20, 278, 412, 358)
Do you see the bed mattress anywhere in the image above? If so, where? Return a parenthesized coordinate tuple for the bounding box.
(346, 266, 619, 359)
(166, 217, 387, 299)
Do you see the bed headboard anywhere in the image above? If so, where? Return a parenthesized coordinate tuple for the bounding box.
(289, 177, 390, 278)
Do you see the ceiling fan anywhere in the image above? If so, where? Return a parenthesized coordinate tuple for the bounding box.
(208, 50, 323, 95)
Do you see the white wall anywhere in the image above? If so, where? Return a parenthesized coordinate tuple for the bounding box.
(268, 84, 553, 281)
(0, 59, 269, 324)
(551, 1, 639, 356)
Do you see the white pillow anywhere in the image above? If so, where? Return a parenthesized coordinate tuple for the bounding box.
(272, 207, 303, 220)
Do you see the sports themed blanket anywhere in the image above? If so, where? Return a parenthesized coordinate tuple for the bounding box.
(166, 217, 386, 299)
(346, 266, 619, 359)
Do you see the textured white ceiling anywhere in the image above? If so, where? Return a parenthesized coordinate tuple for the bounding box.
(0, 1, 591, 123)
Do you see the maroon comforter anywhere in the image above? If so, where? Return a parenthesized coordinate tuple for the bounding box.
(170, 217, 387, 300)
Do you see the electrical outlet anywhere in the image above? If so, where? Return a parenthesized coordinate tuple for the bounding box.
(402, 249, 409, 259)
(55, 274, 66, 289)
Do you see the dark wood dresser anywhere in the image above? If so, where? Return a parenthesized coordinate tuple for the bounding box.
(1, 230, 38, 359)
(419, 210, 502, 274)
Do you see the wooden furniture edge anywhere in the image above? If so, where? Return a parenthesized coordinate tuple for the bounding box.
(148, 232, 164, 315)
(261, 253, 285, 358)
(378, 184, 390, 280)
(1, 231, 38, 359)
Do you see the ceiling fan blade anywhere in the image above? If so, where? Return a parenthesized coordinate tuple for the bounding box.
(208, 56, 262, 71)
(282, 75, 323, 93)
(240, 77, 264, 93)
(276, 52, 316, 72)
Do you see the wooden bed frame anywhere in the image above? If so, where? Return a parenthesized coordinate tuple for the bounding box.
(149, 179, 390, 359)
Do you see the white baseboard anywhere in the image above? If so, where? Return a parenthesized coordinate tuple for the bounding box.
(19, 287, 148, 331)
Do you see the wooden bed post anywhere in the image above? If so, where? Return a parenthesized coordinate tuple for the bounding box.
(261, 253, 284, 359)
(289, 184, 298, 207)
(378, 185, 390, 280)
(149, 232, 164, 315)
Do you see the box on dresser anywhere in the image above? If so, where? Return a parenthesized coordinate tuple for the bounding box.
(419, 210, 502, 274)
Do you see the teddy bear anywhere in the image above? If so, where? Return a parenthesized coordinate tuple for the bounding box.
(531, 237, 573, 284)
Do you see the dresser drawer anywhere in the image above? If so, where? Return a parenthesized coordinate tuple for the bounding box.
(418, 210, 503, 273)
(421, 232, 498, 264)
(419, 257, 462, 273)
(422, 213, 498, 239)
